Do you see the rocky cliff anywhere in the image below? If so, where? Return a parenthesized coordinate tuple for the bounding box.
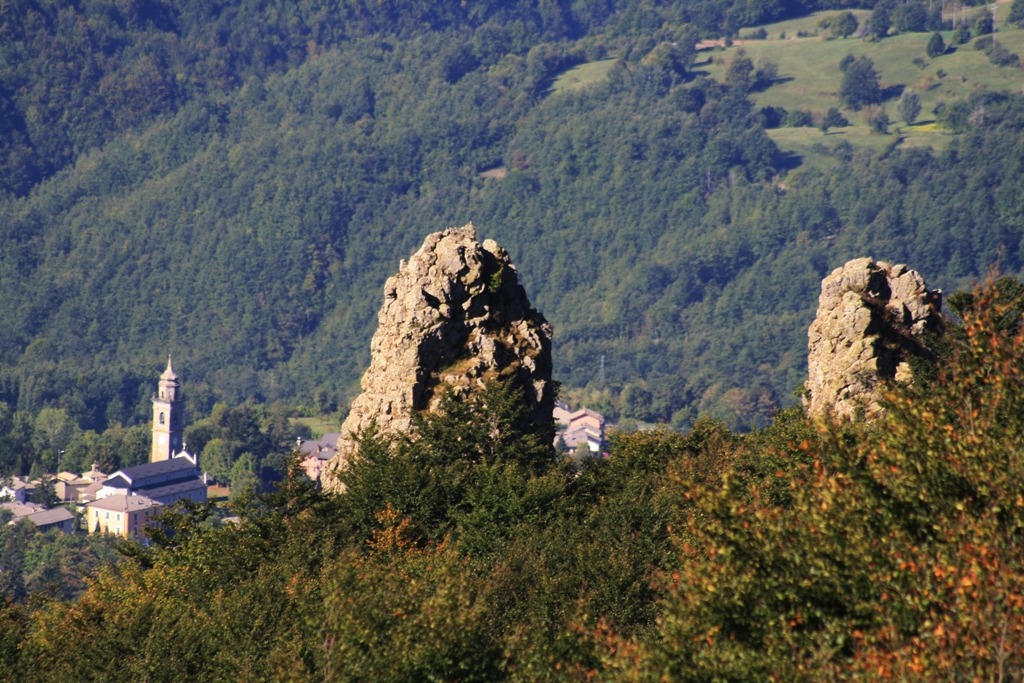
(806, 258, 943, 419)
(322, 224, 554, 492)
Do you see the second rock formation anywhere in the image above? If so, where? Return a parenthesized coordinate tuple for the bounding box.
(806, 258, 943, 419)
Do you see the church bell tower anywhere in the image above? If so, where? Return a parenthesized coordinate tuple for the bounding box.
(151, 355, 184, 462)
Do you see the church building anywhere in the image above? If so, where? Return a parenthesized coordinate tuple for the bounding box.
(86, 356, 207, 537)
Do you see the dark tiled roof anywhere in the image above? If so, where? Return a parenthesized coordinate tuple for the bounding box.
(298, 433, 340, 455)
(115, 457, 196, 483)
(27, 508, 75, 526)
(138, 479, 206, 500)
(103, 475, 130, 489)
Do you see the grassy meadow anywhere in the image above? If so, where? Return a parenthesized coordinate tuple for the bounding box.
(549, 58, 618, 94)
(703, 7, 1024, 152)
(291, 415, 339, 439)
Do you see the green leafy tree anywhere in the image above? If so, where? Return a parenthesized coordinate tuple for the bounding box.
(831, 11, 859, 38)
(200, 438, 234, 484)
(228, 452, 259, 500)
(1010, 0, 1024, 27)
(927, 31, 946, 58)
(819, 107, 850, 133)
(639, 42, 693, 92)
(953, 21, 972, 44)
(973, 8, 994, 36)
(725, 50, 756, 92)
(0, 516, 33, 600)
(29, 476, 58, 507)
(865, 105, 891, 133)
(897, 89, 922, 125)
(869, 0, 894, 38)
(33, 408, 79, 472)
(894, 1, 927, 32)
(754, 59, 778, 88)
(320, 512, 505, 681)
(339, 380, 558, 546)
(838, 55, 883, 110)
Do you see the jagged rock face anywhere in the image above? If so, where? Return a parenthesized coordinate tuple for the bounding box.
(806, 258, 943, 420)
(322, 224, 554, 492)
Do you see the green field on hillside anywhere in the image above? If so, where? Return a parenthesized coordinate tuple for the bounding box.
(549, 58, 617, 94)
(292, 416, 339, 439)
(547, 8, 1024, 164)
(704, 8, 1024, 157)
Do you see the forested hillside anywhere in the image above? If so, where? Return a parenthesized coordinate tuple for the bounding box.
(4, 0, 1024, 440)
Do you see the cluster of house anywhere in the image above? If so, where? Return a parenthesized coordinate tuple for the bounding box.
(293, 404, 609, 487)
(554, 402, 607, 456)
(0, 358, 208, 539)
(0, 496, 77, 533)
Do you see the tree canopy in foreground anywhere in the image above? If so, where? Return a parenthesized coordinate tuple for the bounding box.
(4, 279, 1024, 681)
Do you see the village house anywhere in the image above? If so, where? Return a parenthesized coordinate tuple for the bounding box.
(23, 507, 76, 533)
(0, 477, 31, 503)
(0, 501, 75, 533)
(86, 494, 162, 537)
(73, 464, 109, 504)
(56, 471, 94, 503)
(77, 479, 107, 505)
(554, 403, 607, 455)
(297, 433, 340, 482)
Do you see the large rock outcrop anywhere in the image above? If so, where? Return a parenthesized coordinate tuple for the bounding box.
(806, 258, 943, 420)
(322, 224, 554, 492)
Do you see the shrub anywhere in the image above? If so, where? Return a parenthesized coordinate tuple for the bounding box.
(819, 107, 850, 133)
(785, 109, 814, 127)
(863, 105, 890, 133)
(953, 22, 972, 44)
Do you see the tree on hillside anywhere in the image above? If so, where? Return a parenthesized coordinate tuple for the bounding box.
(29, 476, 58, 507)
(897, 89, 922, 125)
(229, 452, 259, 500)
(973, 8, 994, 36)
(894, 1, 927, 32)
(869, 0, 894, 38)
(1010, 0, 1024, 27)
(839, 55, 883, 110)
(820, 107, 850, 133)
(33, 408, 79, 472)
(639, 41, 694, 92)
(832, 11, 859, 38)
(927, 31, 946, 58)
(865, 106, 891, 133)
(754, 59, 778, 88)
(953, 21, 972, 44)
(725, 50, 756, 91)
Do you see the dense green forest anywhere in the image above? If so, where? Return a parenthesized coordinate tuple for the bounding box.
(4, 0, 1024, 454)
(4, 285, 1024, 680)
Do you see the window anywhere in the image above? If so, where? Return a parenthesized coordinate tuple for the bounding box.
(159, 412, 165, 425)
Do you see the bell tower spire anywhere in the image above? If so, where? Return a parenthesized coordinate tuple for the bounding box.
(151, 355, 184, 462)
